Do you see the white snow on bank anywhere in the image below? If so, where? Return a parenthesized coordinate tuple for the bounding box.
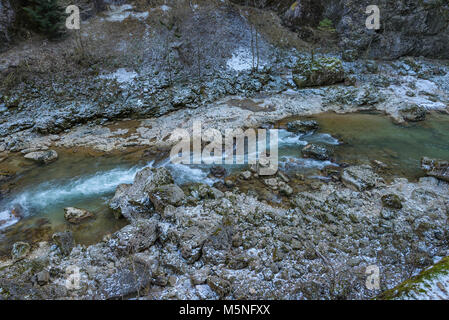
(160, 5, 171, 12)
(105, 4, 149, 22)
(388, 77, 447, 110)
(402, 272, 449, 300)
(99, 68, 138, 84)
(226, 47, 265, 72)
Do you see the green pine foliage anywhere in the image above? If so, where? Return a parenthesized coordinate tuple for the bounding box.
(22, 0, 66, 39)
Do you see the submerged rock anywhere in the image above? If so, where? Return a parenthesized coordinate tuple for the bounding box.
(287, 120, 318, 133)
(421, 157, 449, 182)
(24, 150, 58, 165)
(293, 57, 344, 88)
(64, 207, 94, 224)
(341, 165, 380, 191)
(302, 143, 332, 161)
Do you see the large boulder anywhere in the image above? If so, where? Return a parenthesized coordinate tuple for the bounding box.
(64, 207, 94, 224)
(421, 157, 449, 182)
(341, 165, 380, 191)
(24, 150, 58, 165)
(302, 143, 333, 161)
(109, 167, 175, 221)
(0, 0, 15, 52)
(293, 56, 344, 88)
(149, 184, 186, 212)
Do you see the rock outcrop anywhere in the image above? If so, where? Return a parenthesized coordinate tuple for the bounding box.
(0, 0, 14, 52)
(24, 150, 58, 165)
(341, 165, 381, 191)
(421, 157, 449, 182)
(233, 0, 449, 60)
(293, 56, 344, 88)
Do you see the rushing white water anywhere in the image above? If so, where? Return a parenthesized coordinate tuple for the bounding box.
(0, 129, 340, 230)
(0, 158, 220, 230)
(0, 165, 145, 230)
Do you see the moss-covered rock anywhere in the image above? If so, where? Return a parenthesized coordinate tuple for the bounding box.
(378, 256, 449, 300)
(293, 56, 344, 88)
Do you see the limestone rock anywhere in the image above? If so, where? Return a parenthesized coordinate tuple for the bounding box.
(287, 120, 318, 133)
(302, 143, 332, 161)
(24, 150, 58, 165)
(11, 241, 30, 260)
(293, 57, 344, 88)
(52, 231, 75, 256)
(341, 165, 380, 191)
(64, 207, 94, 224)
(421, 157, 449, 182)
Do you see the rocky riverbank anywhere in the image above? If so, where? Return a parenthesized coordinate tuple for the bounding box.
(0, 156, 448, 299)
(0, 0, 449, 300)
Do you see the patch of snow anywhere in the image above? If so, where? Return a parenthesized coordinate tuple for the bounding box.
(99, 68, 138, 84)
(227, 47, 265, 72)
(105, 4, 149, 22)
(160, 5, 171, 12)
(388, 77, 447, 110)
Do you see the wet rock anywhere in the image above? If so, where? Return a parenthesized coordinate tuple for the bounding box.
(302, 143, 332, 161)
(421, 157, 449, 182)
(210, 166, 226, 178)
(293, 57, 344, 88)
(341, 165, 380, 191)
(52, 231, 75, 256)
(381, 194, 403, 210)
(24, 150, 58, 165)
(149, 184, 186, 212)
(11, 241, 30, 260)
(240, 171, 252, 180)
(399, 103, 426, 122)
(287, 120, 318, 133)
(64, 207, 94, 224)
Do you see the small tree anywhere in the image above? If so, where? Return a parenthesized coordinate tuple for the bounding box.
(23, 0, 66, 39)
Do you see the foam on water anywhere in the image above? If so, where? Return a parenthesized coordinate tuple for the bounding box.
(0, 165, 145, 230)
